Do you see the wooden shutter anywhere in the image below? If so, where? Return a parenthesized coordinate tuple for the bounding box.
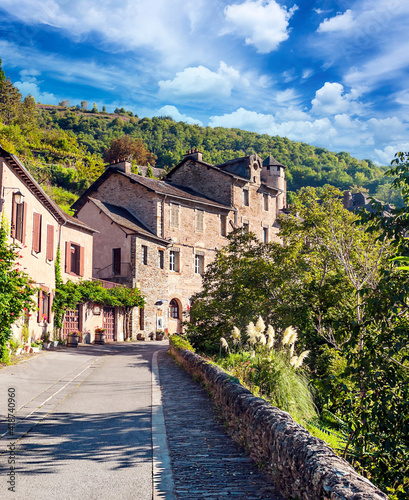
(21, 201, 27, 244)
(48, 292, 53, 324)
(79, 245, 85, 277)
(46, 225, 54, 261)
(32, 213, 42, 253)
(11, 196, 17, 238)
(37, 290, 41, 323)
(65, 241, 71, 273)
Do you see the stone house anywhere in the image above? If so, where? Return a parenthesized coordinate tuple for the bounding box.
(0, 145, 125, 344)
(72, 150, 287, 337)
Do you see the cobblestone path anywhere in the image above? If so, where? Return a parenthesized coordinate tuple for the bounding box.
(158, 351, 282, 500)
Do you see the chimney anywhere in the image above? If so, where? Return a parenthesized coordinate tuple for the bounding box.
(343, 190, 352, 209)
(184, 148, 203, 162)
(106, 157, 132, 174)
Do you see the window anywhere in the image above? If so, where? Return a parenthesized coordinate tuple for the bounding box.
(142, 245, 148, 265)
(243, 189, 249, 206)
(158, 249, 164, 269)
(11, 195, 26, 243)
(32, 212, 42, 253)
(65, 241, 84, 276)
(139, 308, 145, 330)
(170, 203, 179, 227)
(169, 299, 179, 319)
(263, 227, 269, 243)
(263, 193, 269, 211)
(195, 254, 204, 276)
(38, 287, 51, 323)
(243, 221, 249, 233)
(169, 250, 180, 272)
(113, 248, 121, 275)
(196, 209, 204, 232)
(220, 214, 227, 236)
(46, 225, 54, 261)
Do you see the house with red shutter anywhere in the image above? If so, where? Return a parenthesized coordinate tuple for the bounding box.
(0, 145, 123, 343)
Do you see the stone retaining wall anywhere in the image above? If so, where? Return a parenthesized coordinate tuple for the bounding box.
(169, 345, 388, 500)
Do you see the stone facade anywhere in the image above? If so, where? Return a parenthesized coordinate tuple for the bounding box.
(170, 344, 388, 500)
(72, 151, 287, 337)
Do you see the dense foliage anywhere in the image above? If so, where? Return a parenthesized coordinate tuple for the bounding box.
(53, 247, 145, 339)
(186, 183, 408, 497)
(0, 215, 36, 361)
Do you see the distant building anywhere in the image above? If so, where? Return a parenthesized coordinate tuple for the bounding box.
(72, 150, 287, 336)
(342, 190, 393, 215)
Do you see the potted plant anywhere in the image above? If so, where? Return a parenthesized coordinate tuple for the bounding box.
(94, 327, 105, 345)
(67, 331, 80, 348)
(155, 330, 164, 341)
(43, 331, 51, 349)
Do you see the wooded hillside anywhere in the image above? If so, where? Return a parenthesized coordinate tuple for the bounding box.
(0, 62, 402, 211)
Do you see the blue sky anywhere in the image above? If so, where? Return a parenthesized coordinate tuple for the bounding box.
(1, 0, 408, 165)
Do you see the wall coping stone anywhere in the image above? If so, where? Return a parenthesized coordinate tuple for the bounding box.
(169, 344, 388, 500)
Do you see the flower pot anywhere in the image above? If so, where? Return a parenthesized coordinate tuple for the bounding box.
(155, 333, 164, 341)
(94, 332, 105, 345)
(137, 334, 145, 341)
(67, 334, 79, 348)
(44, 343, 51, 349)
(53, 341, 59, 348)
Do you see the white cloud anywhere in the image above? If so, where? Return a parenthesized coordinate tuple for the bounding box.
(374, 144, 409, 165)
(158, 62, 248, 100)
(14, 79, 59, 104)
(223, 0, 298, 53)
(208, 102, 409, 163)
(0, 0, 216, 67)
(311, 82, 362, 116)
(302, 68, 313, 79)
(317, 9, 355, 33)
(155, 105, 203, 125)
(344, 41, 409, 88)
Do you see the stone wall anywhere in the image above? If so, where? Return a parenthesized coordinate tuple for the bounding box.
(169, 345, 388, 500)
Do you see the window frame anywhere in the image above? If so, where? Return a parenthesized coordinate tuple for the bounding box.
(169, 250, 180, 272)
(142, 245, 148, 265)
(263, 193, 269, 211)
(196, 209, 204, 232)
(243, 189, 249, 206)
(112, 248, 121, 275)
(194, 254, 204, 276)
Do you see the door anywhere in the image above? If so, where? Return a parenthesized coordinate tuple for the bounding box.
(103, 307, 116, 341)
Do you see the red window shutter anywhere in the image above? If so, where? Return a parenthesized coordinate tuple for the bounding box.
(11, 196, 17, 238)
(79, 246, 85, 277)
(21, 202, 27, 245)
(32, 213, 42, 253)
(46, 225, 54, 260)
(37, 290, 41, 323)
(48, 292, 53, 322)
(65, 241, 71, 274)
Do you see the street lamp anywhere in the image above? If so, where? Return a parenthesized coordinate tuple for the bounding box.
(0, 187, 25, 211)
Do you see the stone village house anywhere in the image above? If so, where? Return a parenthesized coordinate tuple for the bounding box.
(72, 150, 287, 337)
(0, 145, 127, 344)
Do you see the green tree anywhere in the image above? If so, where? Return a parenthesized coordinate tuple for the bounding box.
(0, 215, 36, 361)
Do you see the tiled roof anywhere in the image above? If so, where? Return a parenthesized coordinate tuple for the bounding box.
(88, 198, 169, 243)
(117, 169, 233, 209)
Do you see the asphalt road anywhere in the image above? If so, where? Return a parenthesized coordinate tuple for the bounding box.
(0, 342, 170, 500)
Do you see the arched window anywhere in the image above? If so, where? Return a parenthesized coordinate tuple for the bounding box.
(169, 299, 180, 319)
